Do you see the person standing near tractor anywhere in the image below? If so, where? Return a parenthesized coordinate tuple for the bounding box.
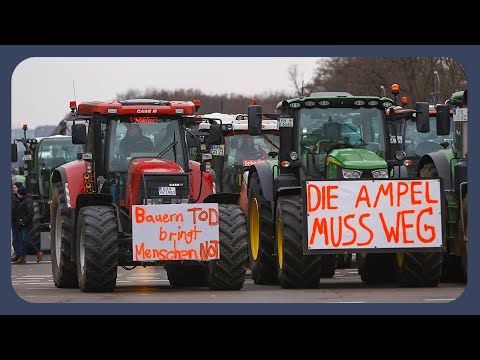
(12, 186, 44, 264)
(11, 182, 23, 262)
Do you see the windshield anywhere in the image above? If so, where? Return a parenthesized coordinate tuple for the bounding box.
(107, 119, 184, 172)
(36, 138, 85, 197)
(298, 107, 386, 177)
(225, 132, 279, 167)
(405, 116, 454, 158)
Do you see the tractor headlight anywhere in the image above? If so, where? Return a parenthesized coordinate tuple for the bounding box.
(372, 169, 389, 178)
(395, 150, 407, 161)
(289, 151, 298, 161)
(342, 169, 362, 179)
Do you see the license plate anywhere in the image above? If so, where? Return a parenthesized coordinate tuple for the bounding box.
(158, 186, 176, 196)
(22, 154, 32, 161)
(210, 144, 225, 156)
(278, 117, 293, 128)
(453, 108, 467, 122)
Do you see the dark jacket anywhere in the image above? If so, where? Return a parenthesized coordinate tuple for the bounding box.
(14, 194, 34, 229)
(11, 193, 20, 224)
(119, 135, 153, 158)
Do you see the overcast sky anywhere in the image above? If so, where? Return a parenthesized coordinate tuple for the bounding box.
(11, 57, 323, 129)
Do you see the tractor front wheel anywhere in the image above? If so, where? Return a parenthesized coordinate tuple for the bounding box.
(207, 204, 248, 290)
(76, 206, 118, 292)
(276, 195, 322, 288)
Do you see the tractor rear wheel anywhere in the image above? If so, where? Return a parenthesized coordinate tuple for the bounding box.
(207, 204, 248, 290)
(166, 264, 208, 287)
(357, 253, 396, 284)
(413, 162, 445, 286)
(28, 200, 42, 254)
(276, 195, 322, 288)
(51, 182, 78, 288)
(247, 172, 277, 284)
(76, 206, 118, 292)
(459, 197, 468, 281)
(396, 252, 442, 287)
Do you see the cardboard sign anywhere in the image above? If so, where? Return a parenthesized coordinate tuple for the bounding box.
(305, 179, 443, 251)
(132, 204, 220, 261)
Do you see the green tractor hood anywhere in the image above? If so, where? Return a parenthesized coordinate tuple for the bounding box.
(328, 148, 387, 169)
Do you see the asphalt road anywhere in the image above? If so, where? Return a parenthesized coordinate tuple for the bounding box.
(11, 254, 465, 304)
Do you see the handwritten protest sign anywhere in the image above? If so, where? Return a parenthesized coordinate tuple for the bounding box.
(305, 179, 443, 250)
(132, 204, 220, 261)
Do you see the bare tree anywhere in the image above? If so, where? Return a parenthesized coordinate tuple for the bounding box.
(305, 57, 467, 104)
(288, 64, 303, 97)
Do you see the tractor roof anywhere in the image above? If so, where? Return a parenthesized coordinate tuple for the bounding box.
(77, 99, 196, 116)
(277, 95, 394, 110)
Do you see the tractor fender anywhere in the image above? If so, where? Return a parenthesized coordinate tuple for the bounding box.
(51, 160, 88, 209)
(418, 152, 452, 189)
(247, 162, 274, 203)
(275, 186, 302, 201)
(203, 192, 240, 205)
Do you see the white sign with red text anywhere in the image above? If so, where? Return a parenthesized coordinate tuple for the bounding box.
(305, 179, 442, 250)
(132, 204, 220, 261)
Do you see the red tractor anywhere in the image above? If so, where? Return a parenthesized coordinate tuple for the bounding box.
(50, 99, 248, 292)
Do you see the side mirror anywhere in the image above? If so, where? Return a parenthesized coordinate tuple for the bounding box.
(415, 102, 430, 133)
(435, 104, 451, 136)
(207, 123, 223, 145)
(11, 143, 18, 163)
(72, 123, 87, 144)
(248, 105, 262, 136)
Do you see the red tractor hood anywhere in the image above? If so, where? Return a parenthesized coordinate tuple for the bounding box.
(124, 158, 185, 210)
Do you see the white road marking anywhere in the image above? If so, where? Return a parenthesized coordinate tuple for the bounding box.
(20, 275, 52, 277)
(22, 282, 52, 285)
(327, 301, 366, 303)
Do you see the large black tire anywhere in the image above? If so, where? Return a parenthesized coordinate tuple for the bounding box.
(247, 172, 277, 284)
(459, 197, 468, 281)
(28, 200, 42, 254)
(51, 182, 78, 288)
(76, 206, 118, 292)
(276, 195, 322, 288)
(412, 162, 444, 286)
(166, 264, 208, 287)
(357, 253, 396, 284)
(207, 204, 248, 290)
(320, 254, 337, 278)
(396, 252, 442, 287)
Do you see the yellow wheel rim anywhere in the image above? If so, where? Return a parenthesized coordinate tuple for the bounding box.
(249, 198, 260, 260)
(277, 218, 283, 269)
(397, 253, 404, 268)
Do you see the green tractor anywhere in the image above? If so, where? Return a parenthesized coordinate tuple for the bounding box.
(11, 127, 85, 251)
(246, 92, 445, 288)
(417, 90, 468, 281)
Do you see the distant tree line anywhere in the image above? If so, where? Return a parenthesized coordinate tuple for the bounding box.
(304, 57, 466, 104)
(116, 88, 292, 115)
